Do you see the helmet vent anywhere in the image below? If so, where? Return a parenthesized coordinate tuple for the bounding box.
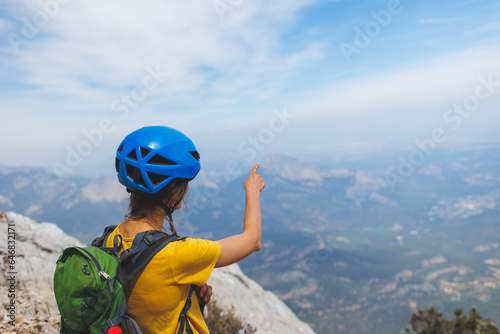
(189, 151, 200, 161)
(147, 172, 169, 187)
(127, 149, 138, 161)
(115, 158, 120, 172)
(125, 163, 146, 187)
(125, 163, 135, 179)
(135, 171, 147, 188)
(117, 143, 124, 154)
(148, 154, 178, 166)
(140, 147, 151, 159)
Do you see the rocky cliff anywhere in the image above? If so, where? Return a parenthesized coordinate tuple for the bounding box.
(0, 211, 316, 334)
(0, 211, 84, 333)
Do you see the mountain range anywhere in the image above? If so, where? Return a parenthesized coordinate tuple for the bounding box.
(1, 145, 499, 333)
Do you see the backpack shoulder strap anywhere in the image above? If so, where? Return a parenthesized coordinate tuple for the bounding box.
(91, 225, 117, 252)
(112, 231, 197, 334)
(117, 231, 182, 286)
(178, 284, 196, 334)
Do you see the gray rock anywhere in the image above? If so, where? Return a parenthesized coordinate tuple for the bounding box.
(0, 211, 83, 333)
(208, 264, 317, 334)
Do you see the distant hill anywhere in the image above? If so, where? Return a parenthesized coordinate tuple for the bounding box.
(0, 164, 127, 241)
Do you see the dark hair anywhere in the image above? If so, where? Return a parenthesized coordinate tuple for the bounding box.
(126, 179, 189, 235)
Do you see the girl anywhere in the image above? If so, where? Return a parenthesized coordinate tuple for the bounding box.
(107, 126, 265, 334)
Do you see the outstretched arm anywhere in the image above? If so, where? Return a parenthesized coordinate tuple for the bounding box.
(215, 163, 265, 268)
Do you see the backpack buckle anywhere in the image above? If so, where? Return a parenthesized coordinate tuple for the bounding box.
(91, 236, 104, 247)
(144, 235, 155, 245)
(120, 248, 134, 261)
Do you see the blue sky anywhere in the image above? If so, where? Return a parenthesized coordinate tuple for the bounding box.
(1, 0, 499, 176)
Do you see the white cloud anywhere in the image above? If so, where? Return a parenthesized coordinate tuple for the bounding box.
(0, 0, 324, 169)
(4, 0, 321, 102)
(2, 0, 500, 172)
(292, 45, 500, 119)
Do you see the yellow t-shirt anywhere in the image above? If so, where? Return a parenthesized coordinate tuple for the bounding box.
(106, 224, 221, 334)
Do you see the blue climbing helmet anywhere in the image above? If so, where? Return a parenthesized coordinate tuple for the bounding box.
(115, 126, 200, 195)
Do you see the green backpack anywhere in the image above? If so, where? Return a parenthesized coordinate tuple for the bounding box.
(54, 225, 198, 334)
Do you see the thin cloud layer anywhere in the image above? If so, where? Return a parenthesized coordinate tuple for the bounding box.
(1, 0, 499, 172)
(4, 0, 321, 101)
(294, 45, 500, 119)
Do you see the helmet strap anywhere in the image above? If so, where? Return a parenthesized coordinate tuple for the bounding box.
(153, 198, 179, 237)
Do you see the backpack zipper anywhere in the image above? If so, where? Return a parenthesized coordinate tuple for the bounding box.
(78, 247, 115, 295)
(99, 270, 111, 280)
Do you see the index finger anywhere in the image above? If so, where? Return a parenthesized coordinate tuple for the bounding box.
(251, 163, 260, 174)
